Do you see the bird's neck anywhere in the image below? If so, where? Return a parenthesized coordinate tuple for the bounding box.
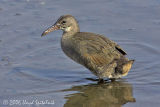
(63, 23, 80, 36)
(62, 31, 77, 40)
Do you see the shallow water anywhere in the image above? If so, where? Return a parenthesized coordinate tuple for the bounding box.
(0, 0, 160, 107)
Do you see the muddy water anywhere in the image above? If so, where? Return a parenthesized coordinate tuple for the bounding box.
(0, 0, 160, 107)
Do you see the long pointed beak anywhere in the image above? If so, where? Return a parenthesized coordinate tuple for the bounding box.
(41, 24, 60, 37)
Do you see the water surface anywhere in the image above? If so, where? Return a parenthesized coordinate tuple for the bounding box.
(0, 0, 160, 107)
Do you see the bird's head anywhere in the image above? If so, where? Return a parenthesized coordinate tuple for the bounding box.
(41, 15, 79, 37)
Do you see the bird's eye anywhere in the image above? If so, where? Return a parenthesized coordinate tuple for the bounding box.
(62, 21, 66, 24)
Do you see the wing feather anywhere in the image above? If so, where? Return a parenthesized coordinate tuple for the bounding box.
(71, 32, 126, 69)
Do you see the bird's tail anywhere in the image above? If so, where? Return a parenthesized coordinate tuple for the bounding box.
(121, 60, 134, 76)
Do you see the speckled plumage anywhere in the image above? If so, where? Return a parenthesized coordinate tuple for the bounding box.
(41, 15, 134, 81)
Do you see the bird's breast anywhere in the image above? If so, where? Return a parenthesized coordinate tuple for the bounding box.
(61, 37, 81, 64)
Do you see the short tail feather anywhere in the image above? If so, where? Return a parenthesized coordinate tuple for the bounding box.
(122, 60, 134, 76)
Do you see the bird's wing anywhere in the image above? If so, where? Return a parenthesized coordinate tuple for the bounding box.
(115, 45, 127, 55)
(73, 32, 125, 68)
(99, 35, 127, 55)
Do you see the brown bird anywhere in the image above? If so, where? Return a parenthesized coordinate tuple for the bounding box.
(41, 15, 134, 82)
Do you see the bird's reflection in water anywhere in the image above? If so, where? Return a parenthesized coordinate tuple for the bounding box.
(63, 81, 135, 107)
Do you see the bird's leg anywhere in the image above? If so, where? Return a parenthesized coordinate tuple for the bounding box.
(85, 78, 99, 81)
(110, 78, 116, 82)
(98, 78, 105, 84)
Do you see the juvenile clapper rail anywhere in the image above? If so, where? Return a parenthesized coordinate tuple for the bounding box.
(41, 15, 134, 82)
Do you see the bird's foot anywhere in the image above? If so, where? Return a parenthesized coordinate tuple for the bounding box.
(110, 78, 116, 82)
(98, 79, 105, 84)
